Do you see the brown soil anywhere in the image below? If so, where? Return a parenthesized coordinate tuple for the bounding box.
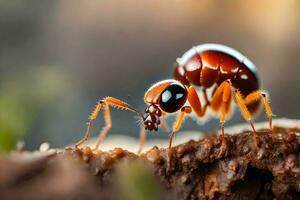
(0, 126, 300, 200)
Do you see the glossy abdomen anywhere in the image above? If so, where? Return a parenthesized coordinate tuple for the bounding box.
(174, 44, 260, 114)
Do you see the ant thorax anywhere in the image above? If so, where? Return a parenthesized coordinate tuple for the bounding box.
(143, 104, 162, 131)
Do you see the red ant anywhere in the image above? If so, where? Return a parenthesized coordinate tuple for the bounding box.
(75, 43, 274, 152)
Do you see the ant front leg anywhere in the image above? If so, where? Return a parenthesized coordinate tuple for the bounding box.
(75, 101, 103, 149)
(75, 97, 139, 149)
(94, 103, 112, 150)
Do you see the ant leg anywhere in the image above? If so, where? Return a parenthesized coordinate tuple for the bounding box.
(167, 106, 191, 170)
(75, 121, 95, 148)
(137, 126, 146, 154)
(75, 101, 104, 148)
(210, 80, 232, 142)
(244, 90, 274, 139)
(94, 104, 112, 150)
(76, 96, 139, 149)
(187, 86, 209, 117)
(94, 97, 141, 150)
(169, 106, 192, 149)
(234, 90, 259, 146)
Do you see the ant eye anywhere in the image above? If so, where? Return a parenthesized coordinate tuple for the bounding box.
(159, 83, 187, 113)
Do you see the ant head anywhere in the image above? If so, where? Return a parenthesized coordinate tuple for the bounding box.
(143, 104, 162, 131)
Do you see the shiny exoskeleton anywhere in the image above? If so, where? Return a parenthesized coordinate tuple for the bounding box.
(143, 44, 273, 148)
(174, 44, 260, 113)
(76, 44, 274, 153)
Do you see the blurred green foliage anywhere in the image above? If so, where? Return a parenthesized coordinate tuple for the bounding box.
(0, 67, 69, 152)
(0, 94, 32, 151)
(116, 161, 165, 200)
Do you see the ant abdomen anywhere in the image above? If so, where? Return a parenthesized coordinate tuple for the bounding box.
(174, 44, 260, 114)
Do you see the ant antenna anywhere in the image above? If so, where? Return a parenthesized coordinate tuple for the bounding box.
(127, 95, 140, 111)
(127, 95, 144, 119)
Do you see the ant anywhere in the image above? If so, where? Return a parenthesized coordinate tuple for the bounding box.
(75, 43, 274, 152)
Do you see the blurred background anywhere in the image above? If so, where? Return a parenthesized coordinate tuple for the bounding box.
(0, 0, 299, 151)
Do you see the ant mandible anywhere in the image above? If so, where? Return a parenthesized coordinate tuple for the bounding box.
(75, 43, 274, 152)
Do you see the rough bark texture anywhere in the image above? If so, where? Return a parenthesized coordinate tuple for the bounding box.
(0, 126, 300, 200)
